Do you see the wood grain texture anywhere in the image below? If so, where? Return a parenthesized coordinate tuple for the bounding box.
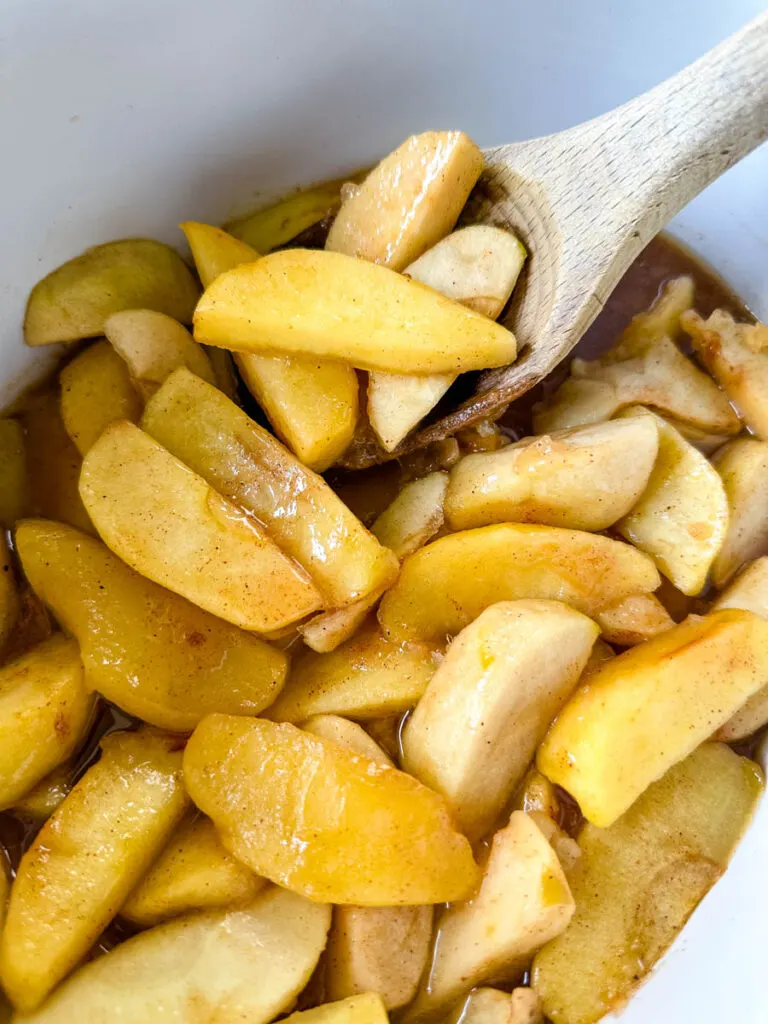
(342, 11, 768, 468)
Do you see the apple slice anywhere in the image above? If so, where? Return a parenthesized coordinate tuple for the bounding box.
(711, 437, 768, 587)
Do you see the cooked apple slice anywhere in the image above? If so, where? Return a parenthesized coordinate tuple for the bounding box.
(713, 558, 768, 741)
(283, 993, 389, 1024)
(301, 715, 394, 766)
(194, 249, 517, 375)
(104, 308, 216, 399)
(12, 760, 73, 820)
(710, 438, 768, 587)
(80, 421, 322, 631)
(184, 715, 479, 905)
(0, 636, 93, 811)
(142, 369, 394, 608)
(614, 407, 729, 595)
(181, 221, 358, 472)
(298, 590, 384, 654)
(228, 176, 358, 252)
(24, 239, 200, 346)
(532, 743, 762, 1024)
(326, 906, 432, 1011)
(533, 279, 739, 436)
(367, 224, 525, 451)
(268, 621, 441, 723)
(402, 600, 598, 841)
(595, 593, 674, 646)
(19, 389, 93, 534)
(371, 472, 448, 558)
(326, 131, 483, 271)
(0, 419, 27, 528)
(60, 340, 142, 454)
(378, 524, 659, 644)
(0, 729, 188, 1011)
(0, 534, 18, 654)
(406, 812, 574, 1021)
(448, 987, 543, 1024)
(122, 813, 266, 927)
(537, 609, 768, 827)
(445, 417, 658, 532)
(683, 308, 768, 440)
(16, 520, 287, 731)
(14, 888, 330, 1024)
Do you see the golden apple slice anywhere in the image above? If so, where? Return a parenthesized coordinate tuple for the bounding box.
(80, 421, 322, 631)
(532, 743, 762, 1024)
(0, 636, 92, 811)
(326, 131, 483, 271)
(406, 812, 574, 1021)
(0, 419, 27, 528)
(16, 520, 287, 731)
(371, 472, 448, 558)
(615, 407, 729, 596)
(14, 888, 330, 1024)
(297, 590, 384, 654)
(402, 600, 598, 840)
(24, 239, 200, 346)
(19, 389, 93, 534)
(595, 593, 674, 646)
(533, 279, 739, 436)
(104, 308, 216, 398)
(378, 524, 659, 644)
(683, 308, 768, 440)
(710, 438, 768, 587)
(227, 176, 358, 252)
(142, 369, 394, 608)
(193, 249, 517, 375)
(367, 224, 525, 451)
(714, 558, 768, 741)
(283, 994, 389, 1024)
(122, 813, 266, 927)
(537, 609, 768, 827)
(301, 715, 394, 767)
(181, 221, 358, 472)
(0, 729, 188, 1011)
(448, 988, 543, 1024)
(12, 761, 73, 820)
(445, 417, 659, 532)
(183, 714, 479, 905)
(268, 620, 441, 723)
(60, 340, 142, 454)
(326, 906, 433, 1011)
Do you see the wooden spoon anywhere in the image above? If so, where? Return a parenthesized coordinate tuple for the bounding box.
(344, 10, 768, 468)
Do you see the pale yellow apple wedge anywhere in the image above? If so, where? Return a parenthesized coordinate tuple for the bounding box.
(378, 524, 660, 643)
(532, 743, 762, 1024)
(0, 635, 93, 811)
(13, 888, 330, 1024)
(79, 421, 322, 631)
(60, 340, 142, 454)
(183, 714, 479, 905)
(326, 131, 484, 270)
(142, 369, 395, 608)
(0, 729, 188, 1012)
(405, 812, 574, 1021)
(402, 600, 598, 840)
(282, 993, 389, 1024)
(122, 813, 266, 927)
(16, 519, 287, 731)
(193, 249, 517, 375)
(24, 239, 200, 346)
(537, 609, 768, 826)
(711, 437, 768, 587)
(371, 471, 448, 558)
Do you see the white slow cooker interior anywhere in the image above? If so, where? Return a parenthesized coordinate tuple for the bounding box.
(2, 1, 767, 1020)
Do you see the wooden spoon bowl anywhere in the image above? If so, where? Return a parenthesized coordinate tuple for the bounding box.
(342, 11, 768, 468)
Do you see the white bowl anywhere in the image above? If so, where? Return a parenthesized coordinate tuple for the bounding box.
(2, 1, 767, 1020)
